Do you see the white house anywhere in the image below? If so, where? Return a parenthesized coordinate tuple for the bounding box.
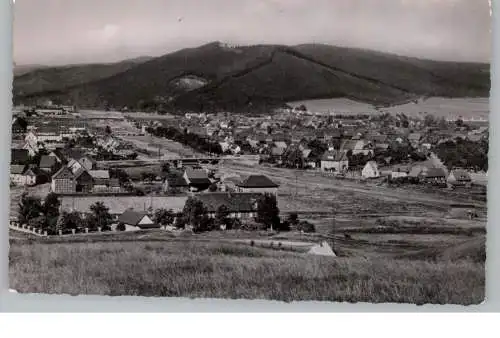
(362, 161, 380, 179)
(320, 147, 349, 173)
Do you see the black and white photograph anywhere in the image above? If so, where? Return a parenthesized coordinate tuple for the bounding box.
(8, 0, 490, 305)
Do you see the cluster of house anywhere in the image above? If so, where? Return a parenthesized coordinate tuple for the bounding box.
(50, 150, 120, 194)
(60, 173, 281, 231)
(10, 145, 121, 193)
(358, 159, 473, 188)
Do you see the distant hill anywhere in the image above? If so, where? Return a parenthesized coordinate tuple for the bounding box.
(13, 56, 154, 97)
(13, 42, 490, 112)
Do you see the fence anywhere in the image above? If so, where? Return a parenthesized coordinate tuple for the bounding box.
(9, 220, 109, 237)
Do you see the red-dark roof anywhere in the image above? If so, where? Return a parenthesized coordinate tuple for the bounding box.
(196, 193, 263, 213)
(39, 155, 57, 169)
(237, 175, 279, 188)
(117, 209, 156, 228)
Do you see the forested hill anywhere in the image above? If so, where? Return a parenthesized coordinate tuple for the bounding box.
(13, 42, 490, 113)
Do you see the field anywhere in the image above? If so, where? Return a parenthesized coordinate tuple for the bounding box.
(288, 98, 382, 115)
(218, 161, 486, 215)
(380, 97, 489, 120)
(287, 97, 489, 120)
(9, 236, 484, 304)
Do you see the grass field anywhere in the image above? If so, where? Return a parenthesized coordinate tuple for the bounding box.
(9, 237, 484, 304)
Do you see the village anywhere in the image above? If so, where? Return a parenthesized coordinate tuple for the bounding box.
(8, 99, 488, 241)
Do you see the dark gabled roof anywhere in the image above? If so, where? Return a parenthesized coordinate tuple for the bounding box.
(237, 175, 279, 188)
(61, 148, 88, 161)
(39, 155, 57, 168)
(422, 168, 447, 178)
(166, 174, 188, 187)
(52, 166, 74, 180)
(50, 148, 67, 162)
(10, 164, 26, 175)
(184, 168, 211, 185)
(451, 169, 472, 181)
(196, 193, 263, 213)
(24, 166, 42, 177)
(11, 148, 29, 165)
(117, 208, 154, 226)
(321, 150, 348, 162)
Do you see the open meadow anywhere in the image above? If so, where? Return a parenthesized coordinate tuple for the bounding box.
(287, 97, 489, 120)
(9, 233, 484, 304)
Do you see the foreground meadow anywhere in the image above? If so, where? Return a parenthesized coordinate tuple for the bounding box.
(9, 238, 484, 304)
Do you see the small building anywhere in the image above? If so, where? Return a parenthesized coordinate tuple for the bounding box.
(196, 192, 262, 220)
(163, 173, 189, 194)
(39, 155, 59, 174)
(89, 170, 110, 191)
(447, 169, 472, 188)
(183, 168, 211, 192)
(419, 167, 447, 186)
(75, 169, 93, 193)
(236, 175, 279, 195)
(11, 148, 29, 165)
(361, 161, 380, 179)
(51, 166, 76, 193)
(10, 165, 28, 185)
(390, 166, 410, 180)
(320, 148, 349, 173)
(117, 209, 157, 231)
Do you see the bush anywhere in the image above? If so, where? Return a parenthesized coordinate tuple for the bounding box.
(297, 221, 315, 233)
(174, 216, 186, 229)
(287, 212, 299, 225)
(277, 220, 291, 232)
(117, 222, 126, 231)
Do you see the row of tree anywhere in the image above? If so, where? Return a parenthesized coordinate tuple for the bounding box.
(146, 126, 223, 155)
(18, 192, 315, 235)
(18, 193, 114, 235)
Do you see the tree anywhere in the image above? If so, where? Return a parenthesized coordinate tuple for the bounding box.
(424, 115, 435, 127)
(88, 202, 113, 231)
(105, 125, 112, 135)
(18, 193, 43, 224)
(182, 197, 208, 230)
(297, 221, 316, 233)
(173, 216, 186, 229)
(215, 205, 230, 229)
(455, 118, 464, 128)
(154, 208, 175, 227)
(116, 222, 126, 231)
(161, 163, 171, 174)
(57, 211, 83, 233)
(256, 193, 280, 231)
(287, 212, 299, 225)
(43, 193, 60, 219)
(28, 215, 47, 230)
(283, 147, 304, 168)
(209, 183, 218, 192)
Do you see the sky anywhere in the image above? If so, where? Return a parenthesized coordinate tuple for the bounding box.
(13, 0, 492, 66)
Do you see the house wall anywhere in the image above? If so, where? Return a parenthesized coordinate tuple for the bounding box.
(138, 215, 155, 226)
(321, 160, 348, 172)
(79, 158, 94, 171)
(237, 187, 278, 195)
(362, 165, 380, 178)
(52, 178, 75, 193)
(391, 172, 408, 179)
(10, 174, 26, 185)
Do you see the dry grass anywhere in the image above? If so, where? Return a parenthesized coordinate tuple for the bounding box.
(9, 239, 484, 304)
